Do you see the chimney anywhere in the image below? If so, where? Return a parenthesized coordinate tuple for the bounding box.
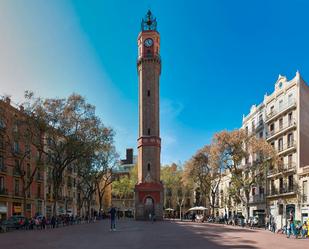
(126, 148, 133, 164)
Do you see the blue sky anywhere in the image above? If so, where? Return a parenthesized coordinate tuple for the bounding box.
(0, 0, 309, 165)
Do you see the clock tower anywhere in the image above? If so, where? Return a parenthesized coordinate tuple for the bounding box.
(134, 10, 164, 220)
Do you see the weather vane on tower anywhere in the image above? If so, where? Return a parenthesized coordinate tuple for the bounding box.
(141, 10, 157, 31)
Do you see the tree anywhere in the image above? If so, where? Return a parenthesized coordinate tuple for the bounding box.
(77, 157, 97, 217)
(161, 163, 183, 210)
(213, 129, 277, 218)
(24, 92, 104, 216)
(111, 165, 137, 211)
(93, 130, 118, 213)
(183, 145, 222, 215)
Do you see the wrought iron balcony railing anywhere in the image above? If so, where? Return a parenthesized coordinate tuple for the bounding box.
(266, 100, 296, 122)
(266, 120, 296, 139)
(267, 162, 296, 176)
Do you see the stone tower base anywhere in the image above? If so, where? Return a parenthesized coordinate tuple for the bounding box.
(134, 182, 164, 220)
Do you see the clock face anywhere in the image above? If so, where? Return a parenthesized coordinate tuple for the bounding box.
(144, 38, 153, 47)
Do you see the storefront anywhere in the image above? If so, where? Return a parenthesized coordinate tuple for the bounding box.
(12, 202, 22, 216)
(0, 202, 8, 219)
(301, 206, 309, 223)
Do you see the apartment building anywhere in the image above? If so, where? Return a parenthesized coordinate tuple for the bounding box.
(240, 71, 309, 226)
(0, 97, 44, 219)
(0, 97, 83, 219)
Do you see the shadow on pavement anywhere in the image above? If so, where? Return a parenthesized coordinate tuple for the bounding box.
(171, 221, 259, 249)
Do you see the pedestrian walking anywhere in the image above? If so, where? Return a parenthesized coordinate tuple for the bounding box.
(41, 216, 46, 230)
(265, 215, 269, 230)
(109, 205, 116, 231)
(289, 211, 295, 237)
(51, 216, 56, 229)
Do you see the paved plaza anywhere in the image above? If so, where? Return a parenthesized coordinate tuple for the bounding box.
(0, 220, 308, 249)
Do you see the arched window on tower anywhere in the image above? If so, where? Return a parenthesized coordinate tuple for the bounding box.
(147, 163, 151, 171)
(147, 90, 150, 96)
(147, 128, 150, 135)
(147, 49, 152, 57)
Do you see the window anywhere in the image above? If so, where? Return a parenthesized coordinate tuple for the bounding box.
(288, 112, 293, 125)
(27, 164, 30, 178)
(287, 133, 293, 147)
(259, 187, 264, 195)
(271, 142, 275, 149)
(26, 203, 31, 211)
(288, 154, 293, 168)
(0, 134, 4, 149)
(25, 143, 31, 158)
(14, 160, 20, 175)
(288, 175, 294, 192)
(269, 123, 274, 136)
(279, 100, 283, 111)
(15, 179, 19, 195)
(13, 141, 19, 153)
(259, 114, 263, 125)
(252, 187, 256, 196)
(251, 120, 255, 132)
(288, 94, 293, 105)
(245, 126, 248, 135)
(0, 117, 5, 129)
(147, 90, 150, 97)
(147, 128, 150, 135)
(37, 184, 41, 198)
(13, 122, 18, 133)
(303, 181, 308, 203)
(278, 138, 283, 151)
(0, 156, 3, 170)
(0, 176, 4, 190)
(147, 163, 151, 171)
(270, 105, 274, 114)
(279, 178, 283, 193)
(271, 180, 275, 194)
(279, 118, 283, 129)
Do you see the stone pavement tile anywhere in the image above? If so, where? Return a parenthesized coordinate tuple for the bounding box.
(0, 219, 308, 249)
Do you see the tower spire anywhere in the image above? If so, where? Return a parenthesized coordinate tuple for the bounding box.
(141, 9, 157, 31)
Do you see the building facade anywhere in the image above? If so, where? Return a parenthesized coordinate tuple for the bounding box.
(217, 72, 309, 227)
(0, 97, 83, 219)
(0, 97, 45, 219)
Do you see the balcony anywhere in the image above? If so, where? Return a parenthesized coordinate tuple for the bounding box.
(252, 121, 264, 133)
(46, 193, 53, 201)
(277, 141, 296, 155)
(36, 172, 44, 181)
(267, 185, 297, 198)
(266, 100, 296, 123)
(266, 120, 296, 141)
(249, 194, 266, 204)
(14, 191, 22, 197)
(0, 188, 8, 195)
(0, 165, 7, 173)
(13, 168, 21, 176)
(267, 162, 296, 177)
